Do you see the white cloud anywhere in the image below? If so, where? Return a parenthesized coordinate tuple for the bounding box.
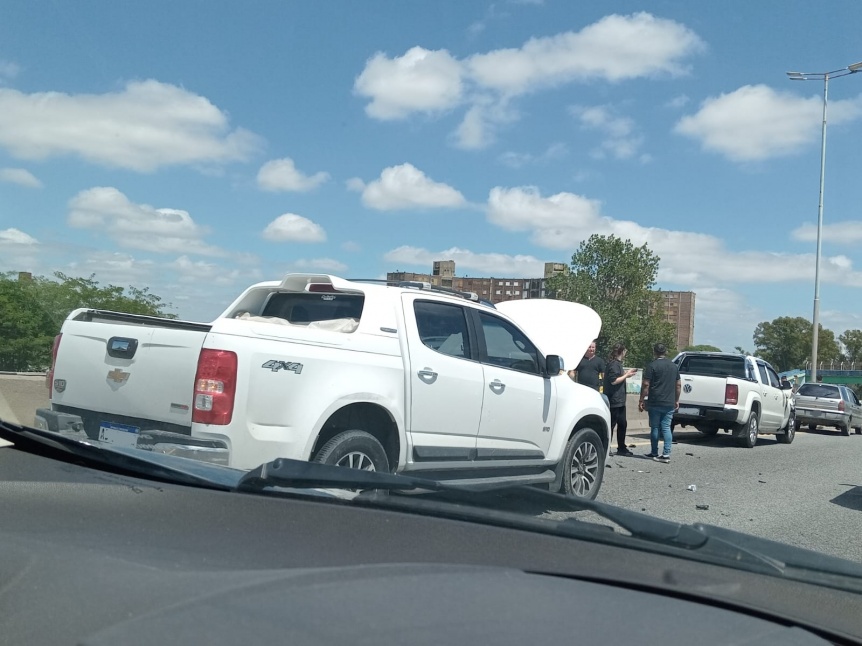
(0, 167, 43, 188)
(0, 80, 262, 172)
(0, 228, 38, 245)
(466, 13, 704, 96)
(570, 104, 645, 160)
(345, 177, 366, 192)
(498, 142, 568, 168)
(341, 241, 362, 253)
(65, 251, 157, 286)
(792, 220, 862, 245)
(359, 163, 467, 211)
(675, 84, 862, 162)
(355, 14, 704, 148)
(0, 60, 19, 82)
(256, 158, 329, 192)
(385, 245, 546, 277)
(485, 185, 862, 289)
(68, 187, 225, 256)
(666, 94, 690, 109)
(262, 213, 327, 243)
(354, 47, 464, 120)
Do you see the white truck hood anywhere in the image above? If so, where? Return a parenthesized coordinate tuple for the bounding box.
(495, 299, 601, 373)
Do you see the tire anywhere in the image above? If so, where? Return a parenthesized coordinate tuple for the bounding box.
(560, 428, 605, 500)
(313, 430, 390, 472)
(840, 424, 850, 437)
(696, 425, 719, 437)
(736, 411, 759, 448)
(856, 426, 862, 435)
(778, 409, 796, 444)
(808, 423, 817, 431)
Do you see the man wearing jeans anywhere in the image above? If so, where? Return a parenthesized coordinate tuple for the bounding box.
(637, 343, 681, 464)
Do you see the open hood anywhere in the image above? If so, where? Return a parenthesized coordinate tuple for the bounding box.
(496, 299, 601, 373)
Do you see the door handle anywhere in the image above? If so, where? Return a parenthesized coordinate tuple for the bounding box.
(489, 379, 506, 393)
(418, 369, 438, 383)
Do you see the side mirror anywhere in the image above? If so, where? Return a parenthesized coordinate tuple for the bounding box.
(546, 355, 564, 375)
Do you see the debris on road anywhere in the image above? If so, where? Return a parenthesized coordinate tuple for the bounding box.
(696, 504, 710, 510)
(687, 484, 697, 492)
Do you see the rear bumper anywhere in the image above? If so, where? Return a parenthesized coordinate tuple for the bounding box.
(795, 408, 849, 427)
(674, 405, 739, 426)
(34, 407, 231, 466)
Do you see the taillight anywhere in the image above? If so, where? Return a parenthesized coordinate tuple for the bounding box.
(192, 349, 238, 425)
(46, 334, 62, 397)
(725, 383, 739, 405)
(839, 400, 845, 412)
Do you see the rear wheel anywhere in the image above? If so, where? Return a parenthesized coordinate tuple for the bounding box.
(736, 411, 759, 448)
(313, 430, 390, 472)
(840, 424, 851, 437)
(778, 409, 796, 444)
(560, 428, 605, 500)
(808, 423, 817, 431)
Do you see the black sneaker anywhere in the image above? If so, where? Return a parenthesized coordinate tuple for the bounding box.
(616, 447, 634, 456)
(653, 455, 670, 464)
(645, 452, 659, 458)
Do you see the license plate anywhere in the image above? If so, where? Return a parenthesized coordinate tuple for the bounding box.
(677, 406, 700, 416)
(98, 421, 140, 447)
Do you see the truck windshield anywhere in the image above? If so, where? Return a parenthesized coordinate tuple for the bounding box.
(677, 355, 746, 379)
(261, 293, 365, 323)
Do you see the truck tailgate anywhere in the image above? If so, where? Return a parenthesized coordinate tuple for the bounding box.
(50, 310, 211, 435)
(678, 374, 730, 409)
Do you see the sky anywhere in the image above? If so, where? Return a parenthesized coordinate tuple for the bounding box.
(1, 0, 861, 353)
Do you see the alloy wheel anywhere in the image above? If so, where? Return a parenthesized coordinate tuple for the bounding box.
(570, 441, 599, 497)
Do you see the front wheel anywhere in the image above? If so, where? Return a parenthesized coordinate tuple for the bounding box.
(560, 428, 605, 500)
(778, 410, 796, 444)
(736, 411, 759, 448)
(313, 430, 390, 472)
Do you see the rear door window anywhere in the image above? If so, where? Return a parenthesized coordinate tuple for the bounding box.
(413, 301, 472, 360)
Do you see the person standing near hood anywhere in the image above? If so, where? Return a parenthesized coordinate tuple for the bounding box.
(605, 342, 638, 456)
(574, 340, 605, 393)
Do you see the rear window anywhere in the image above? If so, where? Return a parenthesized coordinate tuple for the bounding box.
(677, 355, 746, 379)
(260, 292, 365, 323)
(796, 384, 840, 398)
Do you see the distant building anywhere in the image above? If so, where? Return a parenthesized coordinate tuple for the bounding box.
(387, 261, 695, 346)
(659, 291, 696, 350)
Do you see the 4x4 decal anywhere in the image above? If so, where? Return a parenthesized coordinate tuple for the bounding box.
(262, 360, 304, 374)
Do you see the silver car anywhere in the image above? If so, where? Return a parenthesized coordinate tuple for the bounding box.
(793, 383, 862, 436)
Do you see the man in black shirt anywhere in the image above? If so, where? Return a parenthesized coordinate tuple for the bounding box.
(574, 340, 605, 393)
(638, 343, 680, 463)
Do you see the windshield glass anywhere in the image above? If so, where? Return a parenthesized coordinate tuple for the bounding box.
(1, 1, 861, 589)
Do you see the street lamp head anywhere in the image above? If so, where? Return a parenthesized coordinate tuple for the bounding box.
(848, 61, 862, 73)
(786, 71, 807, 80)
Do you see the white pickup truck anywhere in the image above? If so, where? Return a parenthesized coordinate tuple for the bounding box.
(36, 274, 611, 499)
(671, 351, 795, 447)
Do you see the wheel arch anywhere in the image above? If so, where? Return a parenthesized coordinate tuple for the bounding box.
(310, 401, 402, 472)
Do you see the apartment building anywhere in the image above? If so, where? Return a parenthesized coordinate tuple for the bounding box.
(387, 261, 695, 346)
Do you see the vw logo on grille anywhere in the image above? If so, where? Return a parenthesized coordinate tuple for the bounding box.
(683, 384, 692, 393)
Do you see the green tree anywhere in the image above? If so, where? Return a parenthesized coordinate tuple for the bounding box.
(546, 234, 675, 367)
(0, 272, 175, 371)
(839, 330, 862, 366)
(752, 316, 841, 372)
(683, 344, 722, 352)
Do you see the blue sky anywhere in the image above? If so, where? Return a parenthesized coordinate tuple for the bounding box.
(1, 1, 860, 353)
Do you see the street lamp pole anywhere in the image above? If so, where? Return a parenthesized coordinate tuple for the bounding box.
(787, 62, 862, 383)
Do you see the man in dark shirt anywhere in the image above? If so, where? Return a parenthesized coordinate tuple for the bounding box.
(575, 340, 605, 392)
(638, 343, 680, 463)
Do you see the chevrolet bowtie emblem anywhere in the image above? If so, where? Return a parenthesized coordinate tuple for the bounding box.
(107, 368, 130, 384)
